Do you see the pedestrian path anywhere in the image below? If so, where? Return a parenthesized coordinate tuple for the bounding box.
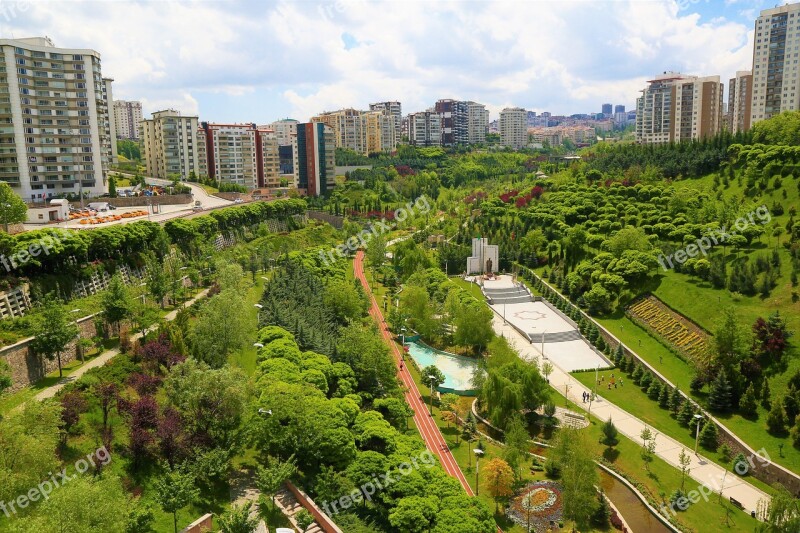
(491, 313, 771, 515)
(30, 289, 210, 403)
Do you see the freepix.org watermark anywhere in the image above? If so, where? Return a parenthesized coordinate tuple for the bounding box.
(0, 228, 72, 273)
(318, 196, 431, 266)
(660, 447, 771, 517)
(320, 449, 436, 516)
(657, 205, 771, 271)
(0, 446, 111, 518)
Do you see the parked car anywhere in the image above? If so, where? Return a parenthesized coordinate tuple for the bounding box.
(192, 205, 204, 211)
(234, 198, 243, 204)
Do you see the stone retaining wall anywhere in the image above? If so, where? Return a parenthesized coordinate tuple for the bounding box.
(0, 314, 98, 391)
(69, 194, 192, 208)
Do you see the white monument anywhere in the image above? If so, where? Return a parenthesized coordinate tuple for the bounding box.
(467, 237, 499, 275)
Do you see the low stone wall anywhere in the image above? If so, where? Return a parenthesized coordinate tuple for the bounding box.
(286, 480, 343, 533)
(0, 223, 25, 235)
(307, 210, 344, 229)
(70, 194, 192, 208)
(180, 514, 212, 533)
(214, 192, 247, 202)
(0, 314, 98, 391)
(525, 267, 799, 497)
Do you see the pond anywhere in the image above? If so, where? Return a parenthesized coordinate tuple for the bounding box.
(405, 339, 479, 394)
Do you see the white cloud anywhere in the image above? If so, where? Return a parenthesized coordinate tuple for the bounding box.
(8, 0, 759, 122)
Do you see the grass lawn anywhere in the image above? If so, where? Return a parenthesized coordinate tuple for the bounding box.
(229, 276, 268, 376)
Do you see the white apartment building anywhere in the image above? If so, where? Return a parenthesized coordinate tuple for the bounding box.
(369, 101, 402, 142)
(0, 37, 117, 202)
(635, 72, 723, 144)
(407, 111, 442, 146)
(140, 109, 200, 180)
(499, 107, 528, 149)
(256, 128, 281, 188)
(113, 100, 142, 140)
(466, 101, 489, 144)
(751, 4, 800, 123)
(728, 70, 752, 134)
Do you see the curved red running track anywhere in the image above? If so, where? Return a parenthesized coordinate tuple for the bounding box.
(354, 251, 475, 497)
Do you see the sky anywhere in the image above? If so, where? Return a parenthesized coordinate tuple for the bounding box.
(1, 0, 777, 123)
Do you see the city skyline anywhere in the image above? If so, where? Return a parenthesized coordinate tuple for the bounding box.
(2, 0, 768, 124)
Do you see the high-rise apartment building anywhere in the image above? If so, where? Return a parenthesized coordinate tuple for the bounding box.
(198, 122, 257, 188)
(294, 122, 335, 196)
(499, 107, 528, 149)
(601, 103, 613, 116)
(407, 111, 442, 146)
(196, 122, 281, 189)
(434, 99, 468, 146)
(614, 105, 625, 114)
(140, 109, 200, 180)
(369, 101, 402, 142)
(751, 4, 800, 123)
(311, 108, 396, 155)
(263, 118, 298, 145)
(635, 72, 723, 144)
(113, 100, 142, 140)
(466, 101, 490, 144)
(728, 71, 753, 134)
(0, 37, 117, 201)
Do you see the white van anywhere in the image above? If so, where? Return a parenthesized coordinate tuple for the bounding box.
(88, 202, 111, 212)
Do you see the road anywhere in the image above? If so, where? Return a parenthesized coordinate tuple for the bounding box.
(353, 251, 475, 497)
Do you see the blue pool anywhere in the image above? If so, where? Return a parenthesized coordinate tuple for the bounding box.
(405, 339, 479, 394)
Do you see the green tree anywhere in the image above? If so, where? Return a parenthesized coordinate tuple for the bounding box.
(0, 181, 27, 232)
(0, 358, 11, 394)
(256, 455, 297, 509)
(503, 414, 529, 479)
(756, 488, 800, 532)
(218, 502, 258, 533)
(102, 273, 133, 334)
(678, 448, 692, 491)
(439, 393, 459, 429)
(421, 365, 445, 390)
(108, 175, 117, 197)
(7, 474, 129, 533)
(677, 399, 695, 426)
(190, 289, 252, 368)
(453, 302, 494, 352)
(639, 427, 656, 472)
(389, 496, 438, 532)
(601, 417, 618, 446)
(739, 382, 759, 417)
(767, 400, 788, 435)
(324, 278, 368, 324)
(295, 509, 314, 532)
(708, 369, 734, 412)
(699, 421, 719, 451)
(144, 252, 170, 308)
(552, 428, 599, 529)
(669, 386, 683, 415)
(153, 465, 200, 533)
(30, 295, 79, 377)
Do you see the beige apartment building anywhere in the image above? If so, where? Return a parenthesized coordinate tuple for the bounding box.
(635, 72, 723, 144)
(256, 127, 281, 188)
(466, 101, 490, 144)
(751, 4, 800, 124)
(311, 108, 396, 155)
(499, 107, 528, 149)
(263, 118, 297, 145)
(113, 99, 142, 140)
(369, 101, 402, 142)
(728, 71, 753, 134)
(140, 109, 200, 180)
(0, 37, 117, 202)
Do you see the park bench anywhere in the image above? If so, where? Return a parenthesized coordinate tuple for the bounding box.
(729, 497, 744, 510)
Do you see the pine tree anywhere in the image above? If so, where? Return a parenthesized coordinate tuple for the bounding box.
(766, 400, 788, 435)
(640, 371, 653, 389)
(783, 388, 800, 423)
(699, 421, 719, 451)
(631, 364, 643, 384)
(658, 383, 671, 409)
(669, 386, 683, 415)
(791, 415, 800, 449)
(707, 369, 734, 412)
(738, 382, 758, 417)
(647, 380, 661, 400)
(677, 400, 695, 426)
(614, 344, 624, 364)
(760, 379, 772, 409)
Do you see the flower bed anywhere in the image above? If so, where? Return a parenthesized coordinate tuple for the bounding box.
(626, 295, 709, 364)
(507, 480, 564, 530)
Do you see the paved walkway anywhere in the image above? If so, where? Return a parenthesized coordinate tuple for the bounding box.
(490, 312, 771, 515)
(354, 251, 475, 497)
(31, 289, 210, 403)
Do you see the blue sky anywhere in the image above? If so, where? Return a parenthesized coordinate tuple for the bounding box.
(5, 0, 777, 122)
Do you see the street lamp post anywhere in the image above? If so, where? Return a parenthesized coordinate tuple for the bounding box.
(693, 414, 704, 455)
(473, 448, 484, 496)
(427, 373, 436, 416)
(2, 203, 9, 233)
